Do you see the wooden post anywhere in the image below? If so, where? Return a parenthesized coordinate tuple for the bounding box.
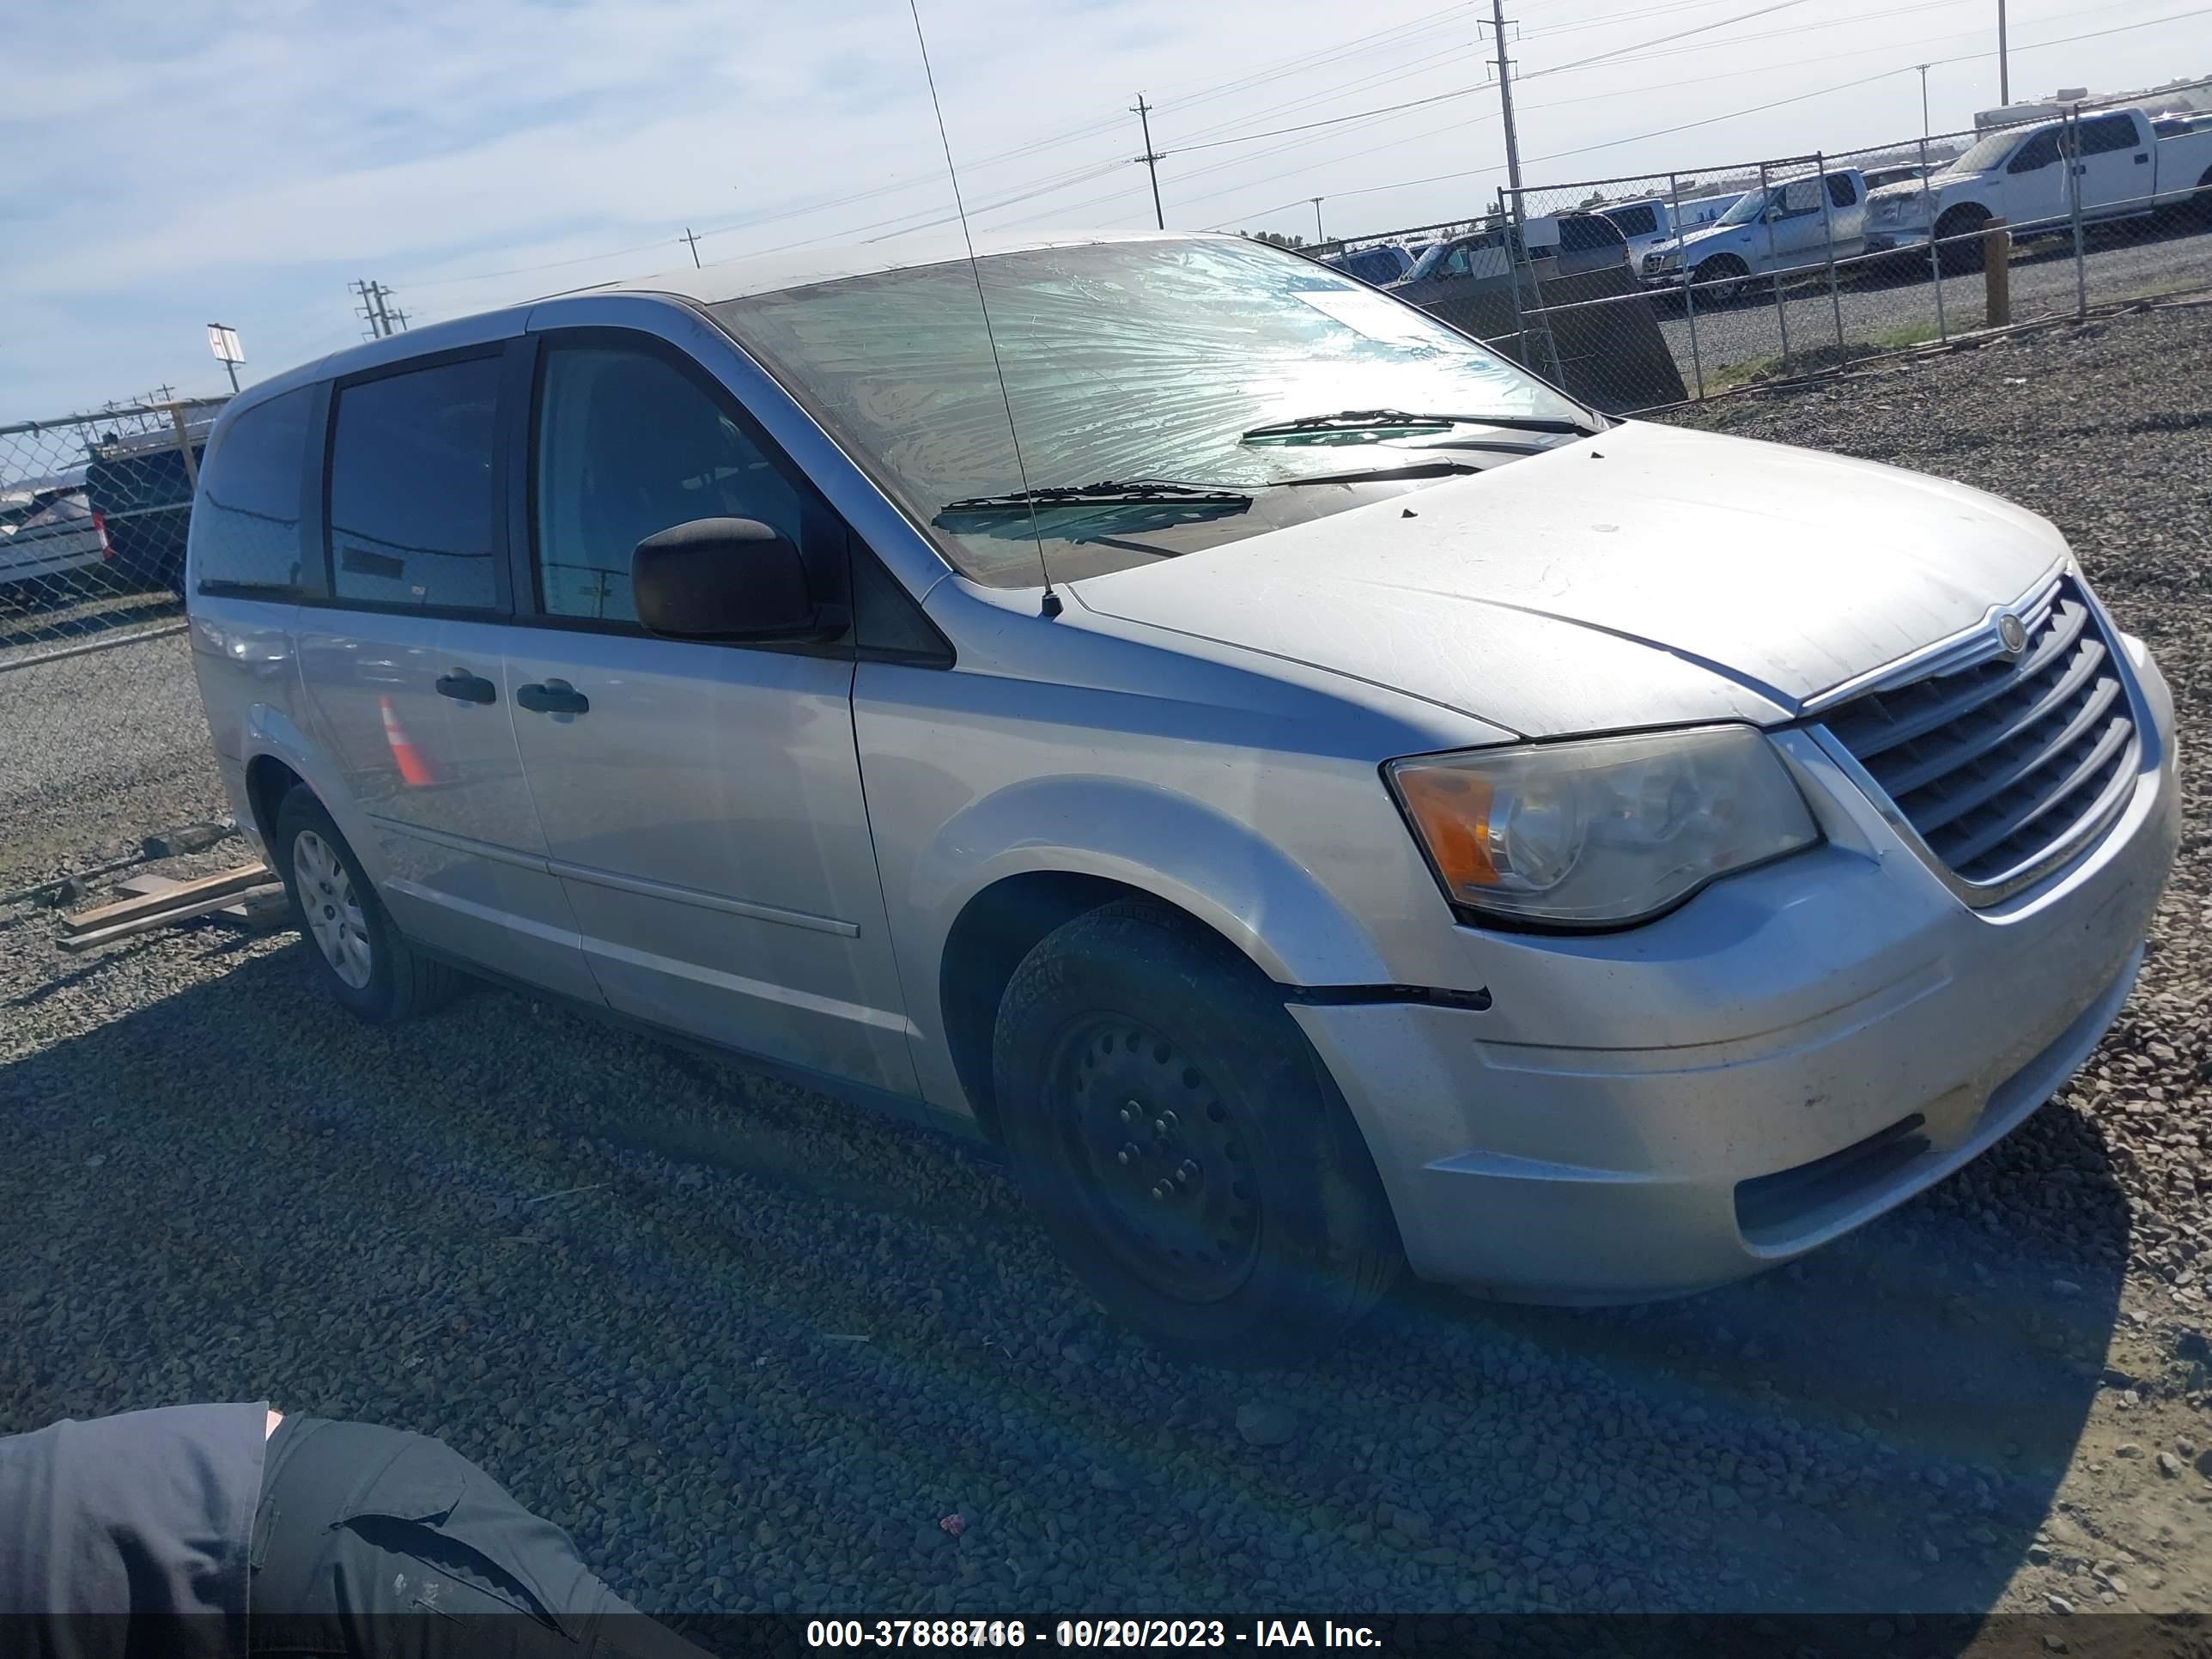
(167, 403, 200, 489)
(1984, 218, 2011, 327)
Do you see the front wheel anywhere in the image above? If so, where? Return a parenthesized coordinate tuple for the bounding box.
(273, 787, 459, 1024)
(1934, 207, 1990, 275)
(993, 900, 1402, 1366)
(1690, 255, 1750, 305)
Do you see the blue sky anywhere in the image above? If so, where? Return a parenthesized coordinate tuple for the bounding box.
(3, 0, 2203, 416)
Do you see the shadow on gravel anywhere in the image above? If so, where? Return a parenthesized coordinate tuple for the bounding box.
(0, 938, 2136, 1626)
(0, 587, 181, 657)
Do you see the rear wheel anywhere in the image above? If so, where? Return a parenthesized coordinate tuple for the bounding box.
(993, 900, 1402, 1366)
(1934, 205, 1990, 275)
(273, 787, 460, 1024)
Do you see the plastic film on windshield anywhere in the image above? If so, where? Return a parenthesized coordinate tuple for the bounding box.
(714, 237, 1583, 585)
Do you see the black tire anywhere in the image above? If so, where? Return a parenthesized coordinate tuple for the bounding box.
(1691, 254, 1749, 305)
(1934, 206, 1989, 276)
(992, 899, 1402, 1366)
(272, 787, 460, 1024)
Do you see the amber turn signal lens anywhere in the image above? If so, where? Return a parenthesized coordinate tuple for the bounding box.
(1395, 765, 1500, 890)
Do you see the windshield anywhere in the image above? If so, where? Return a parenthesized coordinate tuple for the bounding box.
(714, 236, 1587, 585)
(1950, 125, 2031, 173)
(1713, 187, 1774, 228)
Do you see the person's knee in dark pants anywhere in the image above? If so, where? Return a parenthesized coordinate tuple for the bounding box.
(1, 1402, 714, 1659)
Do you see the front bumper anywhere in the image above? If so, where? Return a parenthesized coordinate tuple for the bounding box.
(1294, 636, 2179, 1302)
(1862, 228, 1932, 253)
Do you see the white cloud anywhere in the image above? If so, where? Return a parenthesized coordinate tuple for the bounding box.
(2, 0, 2199, 413)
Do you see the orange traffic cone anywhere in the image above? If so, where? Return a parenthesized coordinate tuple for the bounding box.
(380, 696, 437, 787)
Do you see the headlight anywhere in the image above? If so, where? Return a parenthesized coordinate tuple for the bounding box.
(1386, 726, 1820, 927)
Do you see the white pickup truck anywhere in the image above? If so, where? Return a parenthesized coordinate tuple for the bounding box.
(1863, 106, 2212, 272)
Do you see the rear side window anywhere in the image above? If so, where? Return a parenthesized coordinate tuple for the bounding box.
(1826, 173, 1859, 207)
(328, 356, 501, 611)
(1558, 215, 1622, 252)
(193, 389, 310, 593)
(1608, 203, 1659, 238)
(2077, 114, 2140, 155)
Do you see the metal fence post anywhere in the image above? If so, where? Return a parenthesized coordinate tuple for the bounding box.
(1918, 136, 1948, 344)
(1760, 161, 1791, 370)
(1669, 171, 1705, 400)
(1498, 186, 1534, 374)
(1814, 149, 1845, 362)
(2064, 106, 2088, 319)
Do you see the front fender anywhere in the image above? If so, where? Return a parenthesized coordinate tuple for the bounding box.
(912, 775, 1401, 994)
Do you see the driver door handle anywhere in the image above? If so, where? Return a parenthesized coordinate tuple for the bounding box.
(434, 671, 497, 704)
(515, 679, 590, 717)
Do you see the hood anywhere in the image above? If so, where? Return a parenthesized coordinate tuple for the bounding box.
(1072, 420, 2069, 738)
(1668, 218, 1757, 257)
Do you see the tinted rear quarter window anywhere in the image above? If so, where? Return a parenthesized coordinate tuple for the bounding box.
(193, 388, 311, 593)
(1609, 204, 1659, 238)
(1826, 173, 1859, 207)
(1558, 215, 1623, 252)
(2078, 114, 2140, 155)
(328, 356, 502, 611)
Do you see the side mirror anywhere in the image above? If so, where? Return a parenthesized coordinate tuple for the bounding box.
(632, 517, 845, 643)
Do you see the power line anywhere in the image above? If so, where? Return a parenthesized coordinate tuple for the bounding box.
(1525, 0, 1815, 80)
(388, 3, 1494, 294)
(1206, 0, 2212, 219)
(1158, 82, 1492, 155)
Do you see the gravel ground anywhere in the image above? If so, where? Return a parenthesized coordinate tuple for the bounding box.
(2, 305, 2209, 1630)
(0, 629, 224, 892)
(1649, 216, 2212, 394)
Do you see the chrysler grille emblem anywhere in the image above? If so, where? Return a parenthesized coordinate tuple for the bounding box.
(1996, 611, 2028, 657)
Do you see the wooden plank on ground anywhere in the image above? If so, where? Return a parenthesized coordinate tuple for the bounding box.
(58, 883, 286, 952)
(60, 863, 272, 935)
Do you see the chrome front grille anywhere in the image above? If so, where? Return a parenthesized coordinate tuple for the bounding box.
(1821, 577, 2139, 894)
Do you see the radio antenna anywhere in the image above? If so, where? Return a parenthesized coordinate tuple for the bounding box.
(906, 0, 1060, 617)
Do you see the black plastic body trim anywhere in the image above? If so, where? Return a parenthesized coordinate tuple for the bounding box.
(1279, 982, 1493, 1012)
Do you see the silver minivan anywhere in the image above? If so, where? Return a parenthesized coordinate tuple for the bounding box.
(187, 228, 2178, 1364)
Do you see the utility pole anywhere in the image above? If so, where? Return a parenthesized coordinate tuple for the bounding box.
(683, 227, 703, 268)
(1996, 0, 2009, 104)
(350, 279, 400, 339)
(1131, 94, 1165, 229)
(1310, 197, 1326, 242)
(1915, 64, 1930, 138)
(1487, 0, 1526, 208)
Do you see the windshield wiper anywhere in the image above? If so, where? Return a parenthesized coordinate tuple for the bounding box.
(1269, 459, 1485, 485)
(1241, 407, 1601, 441)
(939, 478, 1253, 514)
(938, 459, 1488, 518)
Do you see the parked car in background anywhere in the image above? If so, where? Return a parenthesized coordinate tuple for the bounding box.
(1323, 244, 1414, 285)
(185, 227, 2176, 1362)
(1392, 210, 1628, 307)
(1640, 167, 1868, 301)
(83, 416, 214, 595)
(0, 473, 112, 600)
(1863, 106, 2212, 271)
(1597, 195, 1742, 276)
(1861, 163, 1931, 192)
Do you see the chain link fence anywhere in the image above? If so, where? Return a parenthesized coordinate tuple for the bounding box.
(0, 398, 226, 671)
(1315, 79, 2212, 414)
